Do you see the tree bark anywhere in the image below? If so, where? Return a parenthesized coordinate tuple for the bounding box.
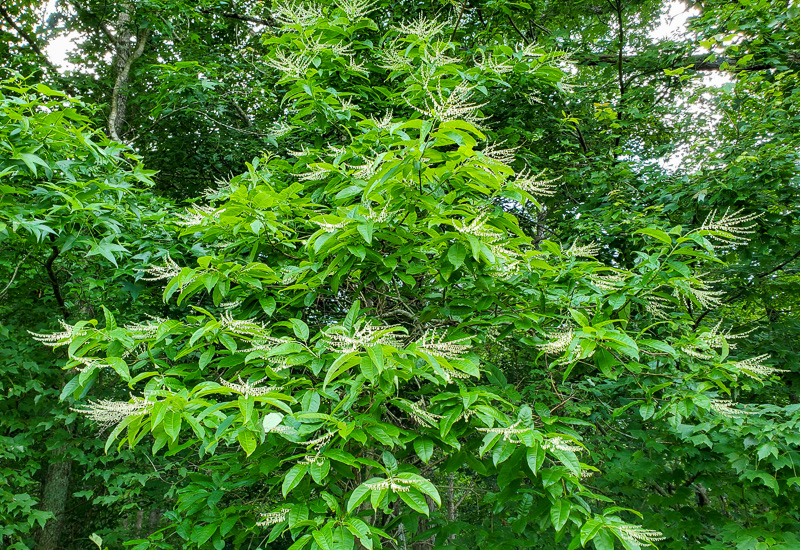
(107, 3, 150, 142)
(578, 52, 798, 72)
(36, 445, 73, 550)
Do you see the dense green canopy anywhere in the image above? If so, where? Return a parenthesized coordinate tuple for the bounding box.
(2, 1, 800, 549)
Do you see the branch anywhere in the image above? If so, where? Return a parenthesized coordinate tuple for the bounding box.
(0, 5, 58, 71)
(44, 244, 69, 319)
(196, 8, 275, 27)
(578, 53, 794, 72)
(506, 15, 530, 45)
(693, 248, 800, 328)
(450, 0, 468, 42)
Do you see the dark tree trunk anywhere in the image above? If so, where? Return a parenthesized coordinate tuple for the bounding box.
(36, 445, 73, 550)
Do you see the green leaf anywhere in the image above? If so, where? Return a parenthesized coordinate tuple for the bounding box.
(398, 487, 429, 516)
(550, 500, 571, 531)
(237, 430, 257, 456)
(636, 227, 672, 245)
(593, 529, 615, 550)
(163, 410, 182, 442)
(290, 318, 309, 340)
(527, 444, 545, 475)
(347, 484, 371, 513)
(447, 243, 467, 269)
(413, 437, 434, 464)
(282, 464, 308, 497)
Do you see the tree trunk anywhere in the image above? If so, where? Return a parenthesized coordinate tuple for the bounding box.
(107, 3, 149, 141)
(36, 445, 73, 550)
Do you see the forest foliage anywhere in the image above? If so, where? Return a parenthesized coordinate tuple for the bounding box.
(2, 1, 800, 549)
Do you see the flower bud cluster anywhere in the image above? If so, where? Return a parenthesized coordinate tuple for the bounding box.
(256, 508, 290, 527)
(542, 436, 582, 453)
(175, 205, 217, 227)
(416, 330, 472, 360)
(510, 168, 559, 196)
(29, 320, 88, 348)
(564, 242, 600, 258)
(699, 208, 760, 248)
(325, 324, 400, 354)
(477, 421, 529, 442)
(305, 431, 335, 448)
(614, 524, 665, 543)
(732, 354, 786, 380)
(334, 0, 378, 20)
(72, 398, 153, 429)
(141, 254, 182, 281)
(220, 376, 282, 397)
(365, 477, 420, 493)
(538, 330, 574, 355)
(709, 398, 755, 417)
(409, 401, 443, 427)
(393, 14, 447, 40)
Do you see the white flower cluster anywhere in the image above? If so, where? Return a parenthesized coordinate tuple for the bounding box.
(409, 400, 443, 427)
(538, 330, 574, 355)
(408, 80, 487, 124)
(141, 254, 182, 281)
(313, 219, 351, 233)
(681, 321, 748, 360)
(219, 311, 267, 337)
(709, 398, 755, 417)
(304, 431, 335, 448)
(474, 51, 514, 74)
(299, 453, 325, 465)
(353, 158, 384, 180)
(363, 203, 393, 223)
(124, 316, 166, 340)
(588, 272, 627, 291)
(29, 320, 88, 348)
(542, 436, 583, 453)
(220, 376, 281, 397)
(369, 110, 394, 130)
(422, 40, 460, 67)
(334, 0, 377, 20)
(239, 336, 294, 353)
(455, 213, 500, 240)
(301, 35, 353, 57)
(564, 241, 600, 258)
(731, 354, 787, 380)
(376, 48, 412, 71)
(365, 477, 421, 493)
(480, 141, 519, 166)
(416, 330, 472, 360)
(477, 421, 529, 442)
(265, 50, 312, 79)
(272, 1, 324, 28)
(68, 355, 111, 374)
(298, 166, 331, 181)
(325, 324, 399, 354)
(394, 14, 447, 40)
(643, 294, 672, 320)
(175, 204, 217, 227)
(269, 121, 295, 138)
(256, 508, 290, 527)
(510, 168, 560, 196)
(72, 397, 153, 428)
(699, 208, 760, 248)
(287, 146, 311, 158)
(613, 524, 665, 544)
(679, 274, 725, 309)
